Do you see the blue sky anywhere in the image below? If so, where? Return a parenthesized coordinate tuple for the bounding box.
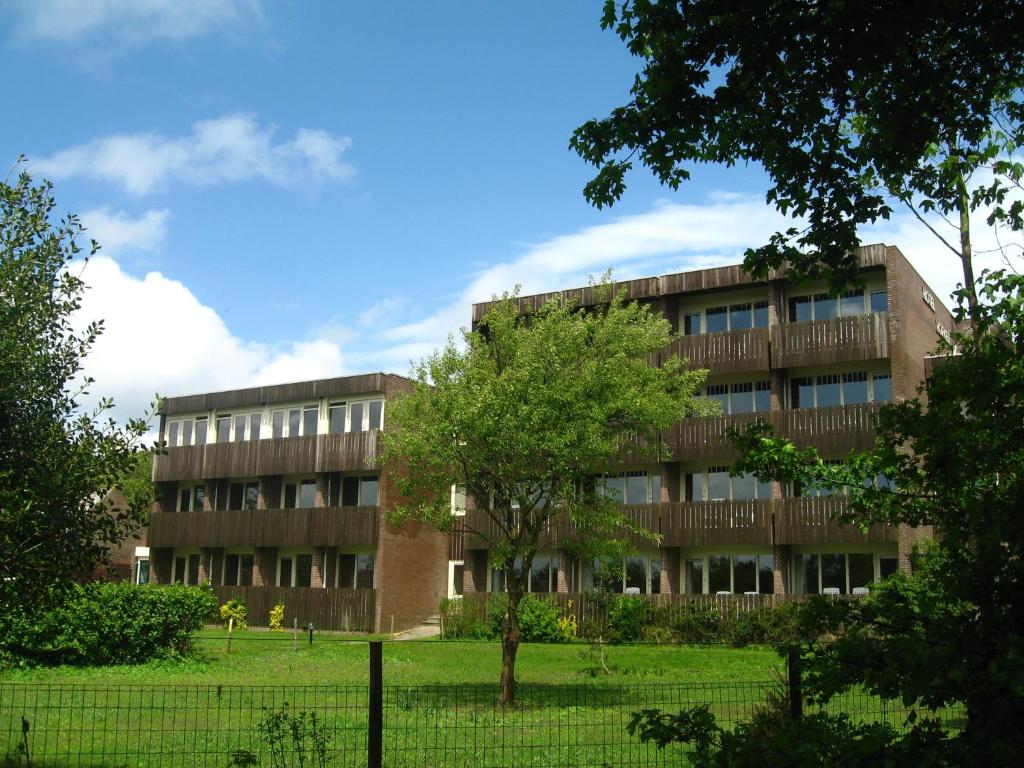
(0, 1, 983, 423)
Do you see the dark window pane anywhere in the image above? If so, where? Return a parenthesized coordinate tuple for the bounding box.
(288, 409, 300, 437)
(650, 557, 661, 594)
(137, 560, 150, 585)
(181, 420, 193, 446)
(342, 476, 360, 506)
(244, 483, 259, 511)
(707, 384, 729, 413)
(755, 381, 771, 412)
(879, 556, 898, 579)
(453, 565, 464, 595)
(758, 555, 775, 594)
(360, 477, 379, 507)
(215, 483, 228, 511)
(299, 480, 317, 509)
(816, 374, 841, 407)
(821, 554, 845, 593)
(339, 554, 355, 588)
(329, 404, 346, 434)
(870, 289, 888, 313)
(234, 414, 246, 442)
(707, 469, 730, 501)
(651, 474, 662, 503)
(187, 554, 200, 586)
(848, 553, 874, 590)
(295, 555, 312, 588)
(789, 296, 812, 323)
(240, 555, 254, 586)
(625, 557, 647, 592)
(284, 484, 297, 509)
(279, 558, 292, 587)
(753, 300, 769, 328)
(167, 422, 179, 447)
(179, 488, 191, 512)
(195, 419, 208, 445)
(602, 475, 625, 503)
(685, 559, 703, 594)
(731, 473, 756, 500)
(224, 554, 239, 586)
(757, 479, 773, 500)
(842, 372, 869, 404)
(709, 556, 730, 593)
(705, 306, 728, 333)
(490, 566, 506, 593)
(625, 473, 648, 504)
(733, 555, 756, 594)
(348, 402, 364, 432)
(873, 374, 893, 402)
(217, 417, 231, 442)
(802, 554, 819, 594)
(303, 406, 318, 436)
(731, 382, 754, 414)
(840, 289, 865, 317)
(368, 401, 383, 430)
(249, 414, 261, 441)
(815, 293, 838, 320)
(683, 312, 702, 335)
(729, 303, 753, 330)
(531, 557, 552, 593)
(229, 483, 243, 510)
(193, 485, 205, 510)
(174, 557, 186, 584)
(356, 554, 375, 589)
(792, 377, 813, 409)
(272, 411, 285, 439)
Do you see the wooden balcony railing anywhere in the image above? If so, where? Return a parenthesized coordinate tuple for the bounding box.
(211, 585, 376, 632)
(148, 506, 379, 548)
(775, 497, 897, 544)
(663, 327, 770, 375)
(153, 431, 378, 482)
(771, 312, 889, 368)
(663, 412, 769, 461)
(775, 402, 880, 452)
(659, 500, 774, 546)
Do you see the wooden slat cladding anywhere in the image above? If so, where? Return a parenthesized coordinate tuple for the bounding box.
(661, 500, 774, 546)
(161, 373, 388, 416)
(777, 402, 879, 452)
(662, 327, 770, 374)
(210, 585, 376, 631)
(772, 312, 889, 368)
(448, 519, 466, 561)
(153, 432, 378, 481)
(149, 507, 379, 548)
(776, 497, 897, 544)
(663, 412, 769, 462)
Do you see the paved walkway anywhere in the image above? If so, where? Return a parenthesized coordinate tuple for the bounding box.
(391, 624, 441, 641)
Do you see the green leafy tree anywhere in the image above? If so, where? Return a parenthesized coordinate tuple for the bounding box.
(0, 167, 150, 646)
(380, 282, 710, 703)
(571, 1, 1024, 320)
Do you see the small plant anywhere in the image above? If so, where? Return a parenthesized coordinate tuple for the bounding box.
(438, 597, 489, 639)
(269, 603, 286, 632)
(517, 595, 575, 643)
(220, 598, 248, 630)
(259, 703, 329, 768)
(226, 748, 258, 767)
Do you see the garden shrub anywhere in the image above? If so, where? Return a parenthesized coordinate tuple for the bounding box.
(8, 582, 218, 666)
(219, 598, 248, 629)
(608, 595, 652, 643)
(438, 597, 489, 639)
(671, 605, 723, 643)
(268, 603, 285, 631)
(516, 595, 575, 643)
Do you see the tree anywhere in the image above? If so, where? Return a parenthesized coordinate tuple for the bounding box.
(380, 282, 710, 703)
(0, 167, 150, 645)
(571, 1, 1024, 321)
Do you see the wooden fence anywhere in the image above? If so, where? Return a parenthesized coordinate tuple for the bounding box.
(212, 585, 377, 632)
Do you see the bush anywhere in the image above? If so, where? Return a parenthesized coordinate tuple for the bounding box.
(516, 595, 575, 643)
(608, 596, 652, 643)
(671, 605, 723, 643)
(219, 598, 247, 629)
(268, 603, 285, 631)
(439, 597, 490, 639)
(5, 582, 218, 666)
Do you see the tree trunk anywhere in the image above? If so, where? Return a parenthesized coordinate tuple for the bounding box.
(499, 588, 522, 705)
(953, 154, 981, 339)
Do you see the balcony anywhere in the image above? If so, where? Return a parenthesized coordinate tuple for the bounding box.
(771, 312, 889, 368)
(148, 506, 379, 548)
(663, 327, 770, 375)
(152, 431, 378, 482)
(775, 497, 897, 545)
(663, 412, 769, 462)
(660, 500, 774, 547)
(775, 402, 879, 452)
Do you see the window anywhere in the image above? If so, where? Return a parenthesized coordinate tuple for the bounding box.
(683, 312, 701, 336)
(839, 289, 865, 317)
(706, 380, 772, 414)
(753, 300, 770, 327)
(282, 478, 318, 509)
(228, 481, 259, 511)
(685, 559, 703, 594)
(166, 416, 208, 447)
(587, 555, 661, 594)
(173, 553, 201, 585)
(338, 476, 379, 507)
(695, 301, 769, 334)
(272, 410, 285, 439)
(596, 472, 660, 504)
(223, 553, 254, 586)
(729, 303, 752, 330)
(692, 554, 774, 594)
(791, 371, 891, 408)
(228, 412, 261, 442)
(343, 399, 385, 433)
(195, 417, 208, 445)
(730, 382, 754, 414)
(872, 373, 893, 402)
(279, 552, 314, 587)
(706, 384, 729, 413)
(755, 381, 771, 412)
(530, 556, 558, 593)
(789, 295, 813, 323)
(167, 421, 178, 447)
(789, 288, 880, 322)
(870, 289, 888, 313)
(368, 401, 383, 430)
(329, 402, 347, 434)
(705, 306, 728, 333)
(701, 467, 772, 501)
(799, 552, 894, 593)
(879, 556, 898, 579)
(217, 416, 231, 442)
(842, 372, 869, 404)
(303, 406, 318, 437)
(813, 293, 838, 319)
(178, 483, 205, 512)
(135, 558, 150, 585)
(337, 553, 376, 589)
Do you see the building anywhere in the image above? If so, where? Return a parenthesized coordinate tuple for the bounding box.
(454, 243, 953, 600)
(147, 373, 449, 633)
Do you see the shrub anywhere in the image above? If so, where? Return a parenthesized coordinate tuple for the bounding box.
(439, 597, 489, 639)
(220, 598, 247, 629)
(671, 606, 723, 643)
(269, 603, 286, 631)
(517, 595, 575, 643)
(6, 582, 218, 666)
(608, 596, 652, 643)
(485, 592, 509, 639)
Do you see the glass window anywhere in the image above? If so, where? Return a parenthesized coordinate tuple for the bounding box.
(879, 555, 898, 579)
(240, 554, 254, 586)
(288, 409, 301, 437)
(279, 557, 292, 587)
(842, 372, 869, 404)
(167, 421, 179, 447)
(338, 554, 355, 588)
(873, 373, 893, 402)
(625, 557, 647, 593)
(342, 476, 360, 506)
(229, 482, 244, 510)
(705, 306, 728, 333)
(789, 296, 812, 323)
(602, 475, 625, 503)
(709, 556, 730, 593)
(348, 402, 364, 433)
(683, 312, 701, 336)
(755, 381, 771, 412)
(179, 487, 191, 512)
(249, 413, 261, 441)
(802, 554, 819, 594)
(729, 303, 752, 330)
(224, 554, 239, 586)
(731, 473, 757, 500)
(490, 566, 506, 594)
(195, 417, 208, 445)
(625, 473, 648, 504)
(531, 557, 553, 593)
(650, 557, 661, 594)
(821, 554, 845, 593)
(733, 555, 756, 594)
(193, 485, 205, 510)
(685, 559, 703, 594)
(299, 480, 317, 509)
(283, 484, 297, 509)
(870, 289, 888, 313)
(356, 554, 375, 589)
(840, 289, 865, 317)
(816, 374, 842, 407)
(848, 553, 874, 590)
(173, 557, 186, 584)
(758, 555, 774, 594)
(368, 401, 383, 430)
(707, 384, 729, 413)
(217, 416, 231, 443)
(181, 419, 193, 446)
(295, 555, 313, 588)
(136, 559, 150, 585)
(234, 414, 246, 442)
(651, 474, 662, 504)
(731, 382, 754, 414)
(359, 477, 379, 507)
(303, 406, 318, 436)
(753, 300, 770, 328)
(814, 293, 838, 320)
(272, 410, 285, 439)
(244, 483, 258, 511)
(187, 554, 200, 586)
(792, 377, 814, 409)
(329, 403, 347, 434)
(707, 467, 730, 500)
(757, 478, 773, 499)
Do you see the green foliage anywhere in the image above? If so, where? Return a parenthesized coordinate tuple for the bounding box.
(116, 451, 155, 523)
(258, 704, 329, 768)
(607, 596, 652, 643)
(220, 598, 248, 630)
(1, 167, 152, 646)
(515, 595, 576, 643)
(438, 597, 490, 640)
(4, 582, 217, 667)
(268, 603, 286, 632)
(572, 1, 1024, 304)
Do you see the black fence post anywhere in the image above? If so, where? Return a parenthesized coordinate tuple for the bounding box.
(368, 641, 383, 768)
(787, 644, 803, 720)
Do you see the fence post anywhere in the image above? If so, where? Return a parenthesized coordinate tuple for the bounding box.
(368, 641, 383, 768)
(787, 645, 803, 720)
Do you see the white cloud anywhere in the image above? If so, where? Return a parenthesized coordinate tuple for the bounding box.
(32, 115, 355, 195)
(72, 256, 344, 427)
(8, 0, 262, 45)
(80, 207, 169, 253)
